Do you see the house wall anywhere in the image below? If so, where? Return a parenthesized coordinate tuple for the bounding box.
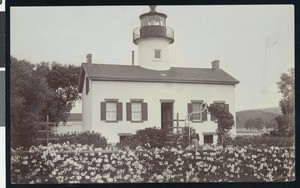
(81, 75, 93, 131)
(137, 37, 170, 70)
(82, 80, 237, 143)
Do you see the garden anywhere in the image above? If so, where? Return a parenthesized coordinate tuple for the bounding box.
(11, 130, 295, 183)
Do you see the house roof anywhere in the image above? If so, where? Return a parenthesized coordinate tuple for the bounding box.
(78, 63, 239, 92)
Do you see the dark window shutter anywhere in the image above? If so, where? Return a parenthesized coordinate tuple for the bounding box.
(126, 102, 131, 121)
(202, 109, 207, 121)
(142, 102, 148, 121)
(86, 77, 89, 94)
(101, 102, 106, 121)
(117, 102, 123, 121)
(188, 103, 193, 121)
(225, 104, 229, 112)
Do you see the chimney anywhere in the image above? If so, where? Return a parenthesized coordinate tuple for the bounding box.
(132, 51, 135, 66)
(211, 60, 219, 70)
(86, 53, 92, 64)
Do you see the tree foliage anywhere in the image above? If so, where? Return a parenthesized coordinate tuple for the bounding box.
(36, 62, 81, 123)
(244, 118, 264, 131)
(10, 57, 81, 148)
(275, 68, 295, 137)
(208, 104, 234, 147)
(10, 57, 51, 148)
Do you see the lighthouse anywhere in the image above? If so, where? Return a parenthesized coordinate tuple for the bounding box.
(133, 6, 174, 71)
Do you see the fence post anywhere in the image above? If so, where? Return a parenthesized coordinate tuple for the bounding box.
(46, 115, 49, 145)
(176, 113, 179, 133)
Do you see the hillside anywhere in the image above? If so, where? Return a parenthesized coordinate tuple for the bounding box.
(236, 107, 281, 129)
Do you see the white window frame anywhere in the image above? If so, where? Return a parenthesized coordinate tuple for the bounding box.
(192, 102, 202, 121)
(106, 101, 117, 121)
(131, 102, 142, 122)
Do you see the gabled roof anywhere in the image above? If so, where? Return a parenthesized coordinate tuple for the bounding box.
(78, 63, 239, 93)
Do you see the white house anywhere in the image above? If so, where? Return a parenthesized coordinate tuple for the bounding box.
(78, 6, 239, 144)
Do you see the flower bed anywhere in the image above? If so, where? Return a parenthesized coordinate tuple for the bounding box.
(11, 143, 295, 183)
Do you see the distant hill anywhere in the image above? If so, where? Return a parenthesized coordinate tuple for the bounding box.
(236, 107, 281, 129)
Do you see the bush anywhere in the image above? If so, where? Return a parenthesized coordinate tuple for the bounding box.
(11, 125, 39, 149)
(117, 127, 169, 149)
(52, 131, 108, 149)
(116, 135, 140, 150)
(11, 144, 295, 183)
(230, 136, 294, 148)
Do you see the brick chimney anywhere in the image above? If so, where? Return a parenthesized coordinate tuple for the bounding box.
(211, 60, 219, 70)
(86, 53, 92, 64)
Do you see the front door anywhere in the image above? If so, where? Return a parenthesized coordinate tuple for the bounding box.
(161, 102, 173, 130)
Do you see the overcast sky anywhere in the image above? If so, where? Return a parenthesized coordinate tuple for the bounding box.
(10, 5, 294, 112)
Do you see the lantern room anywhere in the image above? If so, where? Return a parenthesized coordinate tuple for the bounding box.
(133, 6, 174, 45)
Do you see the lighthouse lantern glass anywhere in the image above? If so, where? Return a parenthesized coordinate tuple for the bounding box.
(141, 15, 166, 27)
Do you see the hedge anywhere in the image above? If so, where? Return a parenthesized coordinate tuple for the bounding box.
(11, 143, 295, 183)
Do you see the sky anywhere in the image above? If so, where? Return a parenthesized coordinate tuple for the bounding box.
(10, 5, 294, 112)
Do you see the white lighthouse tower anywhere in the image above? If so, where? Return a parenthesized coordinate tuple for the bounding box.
(133, 6, 174, 71)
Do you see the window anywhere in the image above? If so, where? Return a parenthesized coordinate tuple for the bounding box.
(106, 102, 117, 121)
(188, 100, 207, 121)
(154, 49, 161, 59)
(131, 102, 142, 121)
(192, 103, 202, 120)
(100, 99, 123, 122)
(126, 100, 148, 122)
(203, 134, 214, 144)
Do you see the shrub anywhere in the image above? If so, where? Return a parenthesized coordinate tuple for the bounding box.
(117, 127, 169, 149)
(11, 144, 295, 183)
(135, 127, 169, 149)
(230, 136, 294, 148)
(116, 135, 140, 150)
(52, 131, 108, 149)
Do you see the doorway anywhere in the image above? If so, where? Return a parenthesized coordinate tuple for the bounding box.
(161, 102, 173, 130)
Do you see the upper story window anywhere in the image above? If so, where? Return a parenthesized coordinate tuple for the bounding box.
(192, 103, 202, 120)
(188, 100, 207, 122)
(106, 102, 117, 121)
(126, 99, 148, 122)
(100, 99, 123, 122)
(154, 49, 161, 59)
(131, 102, 142, 121)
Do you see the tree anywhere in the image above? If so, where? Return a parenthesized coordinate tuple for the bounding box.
(254, 117, 264, 131)
(208, 104, 234, 147)
(245, 119, 255, 131)
(275, 68, 295, 137)
(265, 119, 278, 129)
(10, 57, 51, 148)
(245, 118, 264, 131)
(10, 57, 81, 148)
(36, 62, 81, 123)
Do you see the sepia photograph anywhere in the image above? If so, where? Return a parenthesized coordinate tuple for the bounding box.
(10, 5, 295, 183)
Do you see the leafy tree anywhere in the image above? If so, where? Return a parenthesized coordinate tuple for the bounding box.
(208, 104, 234, 147)
(245, 119, 255, 131)
(10, 57, 51, 148)
(36, 62, 81, 123)
(10, 57, 81, 148)
(254, 117, 264, 131)
(275, 68, 295, 137)
(265, 119, 278, 129)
